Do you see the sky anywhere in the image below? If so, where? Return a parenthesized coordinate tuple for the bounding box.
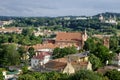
(0, 0, 120, 17)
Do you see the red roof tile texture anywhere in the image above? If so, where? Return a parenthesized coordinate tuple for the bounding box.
(33, 52, 51, 60)
(56, 32, 82, 42)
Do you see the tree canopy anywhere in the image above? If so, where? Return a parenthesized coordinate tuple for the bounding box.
(53, 46, 77, 59)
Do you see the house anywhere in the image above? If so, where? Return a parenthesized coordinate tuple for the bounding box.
(112, 53, 120, 66)
(55, 30, 87, 49)
(32, 43, 56, 52)
(99, 14, 118, 25)
(27, 30, 87, 52)
(44, 60, 75, 74)
(40, 52, 92, 74)
(2, 69, 21, 80)
(65, 51, 89, 63)
(31, 51, 51, 68)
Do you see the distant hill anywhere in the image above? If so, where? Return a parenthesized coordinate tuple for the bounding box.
(0, 12, 120, 20)
(93, 12, 120, 19)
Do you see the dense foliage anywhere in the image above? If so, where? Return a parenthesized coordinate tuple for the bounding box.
(0, 68, 4, 80)
(18, 70, 109, 80)
(0, 28, 42, 46)
(69, 70, 106, 80)
(1, 12, 120, 35)
(104, 69, 120, 80)
(84, 38, 115, 68)
(18, 71, 69, 80)
(53, 46, 77, 59)
(0, 44, 20, 66)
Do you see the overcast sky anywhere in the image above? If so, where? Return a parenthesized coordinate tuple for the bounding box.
(0, 0, 120, 17)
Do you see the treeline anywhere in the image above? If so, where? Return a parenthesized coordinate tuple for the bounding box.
(1, 12, 120, 34)
(18, 69, 120, 80)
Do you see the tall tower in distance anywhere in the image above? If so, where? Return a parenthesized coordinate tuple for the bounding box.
(99, 14, 104, 22)
(83, 29, 87, 41)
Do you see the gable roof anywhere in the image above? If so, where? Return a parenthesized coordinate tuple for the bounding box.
(43, 57, 90, 72)
(56, 32, 83, 42)
(44, 61, 67, 71)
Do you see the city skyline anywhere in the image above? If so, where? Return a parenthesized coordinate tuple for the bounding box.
(0, 0, 120, 17)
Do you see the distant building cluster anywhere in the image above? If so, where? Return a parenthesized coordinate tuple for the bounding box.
(99, 14, 118, 25)
(27, 30, 88, 52)
(0, 20, 13, 27)
(0, 27, 22, 34)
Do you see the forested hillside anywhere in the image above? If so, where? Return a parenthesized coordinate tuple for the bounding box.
(1, 12, 120, 35)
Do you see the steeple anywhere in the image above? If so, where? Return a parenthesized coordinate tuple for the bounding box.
(83, 29, 87, 41)
(99, 14, 104, 22)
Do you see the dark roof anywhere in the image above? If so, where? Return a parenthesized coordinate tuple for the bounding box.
(66, 51, 89, 58)
(45, 61, 67, 71)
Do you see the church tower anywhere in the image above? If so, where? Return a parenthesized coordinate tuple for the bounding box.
(81, 29, 88, 48)
(83, 29, 87, 41)
(99, 14, 104, 22)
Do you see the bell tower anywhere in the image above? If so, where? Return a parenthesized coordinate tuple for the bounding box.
(83, 29, 87, 41)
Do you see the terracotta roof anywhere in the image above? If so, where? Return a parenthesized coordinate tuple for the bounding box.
(52, 58, 68, 63)
(32, 52, 51, 60)
(56, 32, 82, 42)
(30, 43, 78, 51)
(43, 57, 89, 72)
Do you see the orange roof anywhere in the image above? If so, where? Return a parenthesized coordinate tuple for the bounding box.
(44, 58, 89, 71)
(56, 32, 82, 42)
(52, 58, 68, 63)
(33, 52, 51, 60)
(32, 43, 57, 50)
(30, 43, 78, 51)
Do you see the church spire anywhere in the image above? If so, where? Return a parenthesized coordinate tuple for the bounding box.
(83, 29, 87, 41)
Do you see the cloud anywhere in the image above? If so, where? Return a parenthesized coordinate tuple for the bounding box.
(0, 0, 120, 16)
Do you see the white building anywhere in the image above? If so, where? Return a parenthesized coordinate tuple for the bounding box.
(31, 51, 51, 68)
(99, 14, 118, 25)
(112, 53, 120, 66)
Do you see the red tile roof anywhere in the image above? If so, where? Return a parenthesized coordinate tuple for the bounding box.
(30, 43, 78, 51)
(56, 32, 82, 42)
(44, 57, 89, 71)
(32, 52, 51, 60)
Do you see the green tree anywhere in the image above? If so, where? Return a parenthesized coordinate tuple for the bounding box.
(2, 44, 20, 66)
(104, 69, 120, 80)
(70, 70, 104, 80)
(93, 45, 113, 64)
(28, 47, 35, 58)
(83, 38, 96, 52)
(31, 72, 47, 80)
(110, 36, 119, 51)
(89, 54, 102, 70)
(22, 66, 28, 74)
(18, 74, 36, 80)
(22, 28, 34, 36)
(53, 46, 77, 59)
(0, 69, 4, 80)
(17, 46, 27, 59)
